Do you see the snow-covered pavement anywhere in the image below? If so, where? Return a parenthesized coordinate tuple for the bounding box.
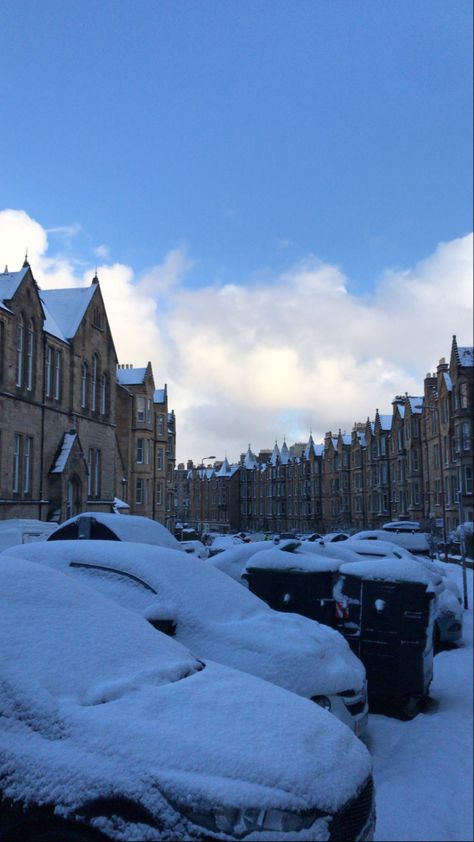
(368, 563, 473, 841)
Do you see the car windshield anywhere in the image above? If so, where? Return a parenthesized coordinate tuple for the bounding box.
(0, 557, 202, 706)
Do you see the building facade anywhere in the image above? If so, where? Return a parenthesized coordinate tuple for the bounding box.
(181, 337, 473, 538)
(1, 263, 176, 527)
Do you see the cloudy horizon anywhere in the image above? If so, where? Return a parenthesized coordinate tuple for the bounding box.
(1, 208, 472, 465)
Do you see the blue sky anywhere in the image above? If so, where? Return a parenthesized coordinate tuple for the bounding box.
(1, 1, 472, 461)
(1, 0, 472, 290)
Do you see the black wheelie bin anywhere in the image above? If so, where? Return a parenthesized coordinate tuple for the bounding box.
(243, 546, 342, 627)
(333, 556, 441, 717)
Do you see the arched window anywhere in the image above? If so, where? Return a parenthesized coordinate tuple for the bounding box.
(26, 318, 34, 391)
(91, 354, 99, 411)
(81, 362, 88, 408)
(100, 372, 108, 415)
(15, 315, 24, 387)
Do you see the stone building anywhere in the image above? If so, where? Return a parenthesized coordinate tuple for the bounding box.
(1, 263, 176, 527)
(183, 338, 472, 538)
(1, 262, 118, 522)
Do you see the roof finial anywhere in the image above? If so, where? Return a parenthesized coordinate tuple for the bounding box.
(92, 266, 99, 284)
(23, 248, 29, 268)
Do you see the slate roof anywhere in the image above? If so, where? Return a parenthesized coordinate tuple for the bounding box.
(116, 367, 147, 385)
(41, 286, 97, 340)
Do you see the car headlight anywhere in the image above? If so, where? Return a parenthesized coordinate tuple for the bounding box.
(312, 694, 332, 711)
(173, 802, 325, 837)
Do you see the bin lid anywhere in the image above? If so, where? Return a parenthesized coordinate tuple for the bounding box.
(338, 557, 439, 590)
(245, 547, 341, 574)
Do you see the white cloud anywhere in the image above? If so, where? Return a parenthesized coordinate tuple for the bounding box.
(93, 244, 110, 259)
(1, 209, 472, 465)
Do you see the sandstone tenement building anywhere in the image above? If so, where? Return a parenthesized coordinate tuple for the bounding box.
(178, 337, 473, 538)
(0, 262, 175, 526)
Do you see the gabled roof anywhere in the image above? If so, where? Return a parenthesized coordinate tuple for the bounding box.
(116, 367, 148, 386)
(0, 266, 29, 304)
(41, 285, 97, 340)
(270, 442, 280, 466)
(243, 445, 258, 470)
(49, 432, 87, 475)
(378, 414, 392, 431)
(215, 457, 239, 478)
(407, 396, 423, 414)
(280, 441, 290, 465)
(154, 387, 166, 403)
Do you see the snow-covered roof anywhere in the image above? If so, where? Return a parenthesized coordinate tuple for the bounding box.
(339, 557, 436, 587)
(0, 266, 29, 302)
(116, 367, 147, 385)
(458, 346, 474, 367)
(41, 300, 67, 341)
(216, 456, 231, 477)
(50, 433, 78, 474)
(41, 285, 97, 339)
(243, 445, 258, 470)
(270, 442, 280, 466)
(443, 372, 453, 391)
(304, 434, 322, 459)
(378, 415, 392, 431)
(280, 441, 290, 465)
(154, 388, 166, 403)
(407, 396, 423, 414)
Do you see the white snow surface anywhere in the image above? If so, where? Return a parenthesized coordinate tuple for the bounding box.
(368, 563, 473, 841)
(3, 541, 365, 699)
(245, 547, 342, 574)
(0, 558, 372, 832)
(210, 540, 300, 582)
(338, 556, 437, 587)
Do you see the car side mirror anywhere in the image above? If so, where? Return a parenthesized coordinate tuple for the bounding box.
(143, 599, 178, 637)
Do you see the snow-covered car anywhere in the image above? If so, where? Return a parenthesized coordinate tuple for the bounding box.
(210, 539, 300, 585)
(0, 557, 375, 842)
(351, 528, 431, 555)
(0, 518, 58, 552)
(48, 512, 186, 551)
(206, 535, 245, 556)
(323, 532, 351, 543)
(4, 540, 369, 736)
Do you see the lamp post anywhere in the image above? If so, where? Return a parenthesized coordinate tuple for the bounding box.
(200, 456, 215, 537)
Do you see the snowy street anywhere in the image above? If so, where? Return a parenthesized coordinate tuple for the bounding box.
(368, 562, 473, 842)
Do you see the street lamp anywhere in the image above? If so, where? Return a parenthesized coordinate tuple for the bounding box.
(200, 456, 215, 536)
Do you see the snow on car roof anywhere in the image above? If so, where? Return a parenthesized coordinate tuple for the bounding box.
(209, 539, 279, 580)
(51, 512, 182, 550)
(245, 546, 343, 573)
(0, 557, 372, 819)
(4, 540, 365, 698)
(339, 556, 437, 587)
